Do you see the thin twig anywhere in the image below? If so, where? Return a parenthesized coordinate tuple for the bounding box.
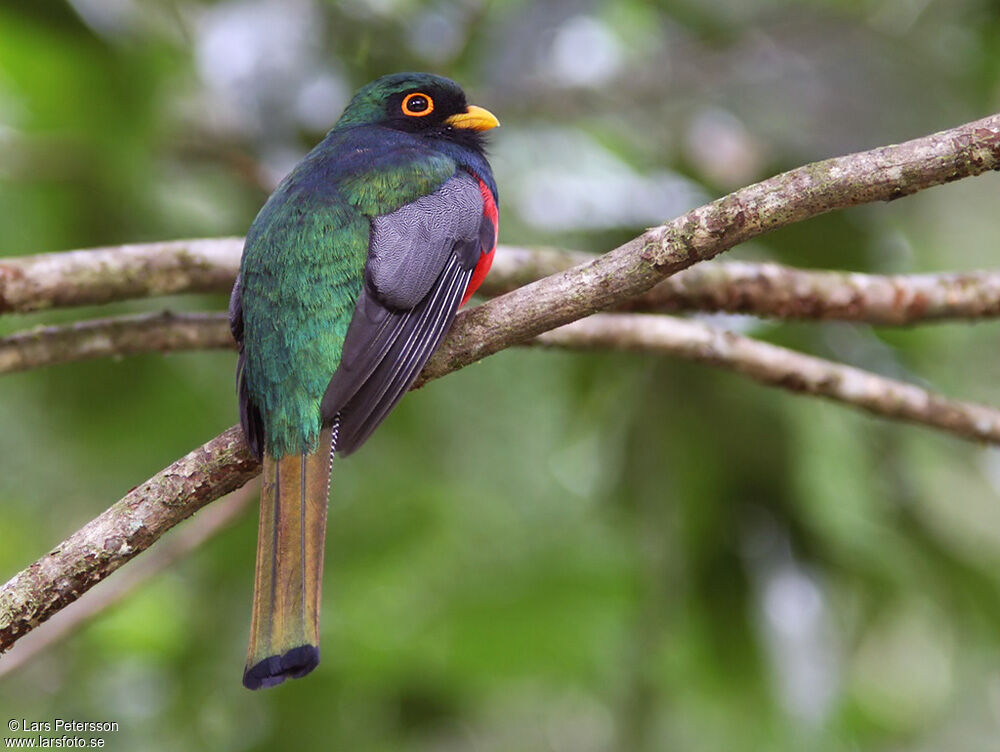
(2, 113, 1000, 652)
(4, 306, 997, 442)
(0, 312, 233, 374)
(536, 314, 1000, 444)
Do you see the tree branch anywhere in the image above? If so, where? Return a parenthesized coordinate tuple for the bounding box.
(8, 242, 1000, 326)
(493, 248, 1000, 324)
(0, 482, 256, 678)
(3, 113, 1000, 653)
(0, 427, 258, 652)
(537, 314, 1000, 443)
(10, 253, 1000, 375)
(620, 263, 1000, 324)
(5, 306, 998, 442)
(419, 114, 1000, 385)
(0, 238, 241, 314)
(0, 312, 233, 374)
(5, 302, 1000, 651)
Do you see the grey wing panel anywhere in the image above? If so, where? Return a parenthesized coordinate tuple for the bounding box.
(367, 172, 483, 310)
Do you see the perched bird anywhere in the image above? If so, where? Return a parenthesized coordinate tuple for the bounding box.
(229, 73, 499, 690)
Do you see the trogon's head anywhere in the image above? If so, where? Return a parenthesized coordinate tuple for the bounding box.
(334, 72, 499, 151)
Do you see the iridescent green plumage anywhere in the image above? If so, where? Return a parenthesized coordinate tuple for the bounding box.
(238, 85, 457, 458)
(232, 72, 499, 690)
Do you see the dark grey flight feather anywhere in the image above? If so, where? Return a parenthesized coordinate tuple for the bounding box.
(321, 172, 486, 455)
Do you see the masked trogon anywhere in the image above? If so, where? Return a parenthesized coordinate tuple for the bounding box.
(228, 73, 499, 690)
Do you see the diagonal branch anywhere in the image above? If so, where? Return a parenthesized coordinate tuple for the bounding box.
(0, 427, 258, 652)
(0, 482, 257, 678)
(5, 305, 1000, 653)
(419, 114, 1000, 385)
(2, 112, 1000, 653)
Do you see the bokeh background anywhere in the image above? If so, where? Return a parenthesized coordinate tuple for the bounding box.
(3, 0, 1000, 749)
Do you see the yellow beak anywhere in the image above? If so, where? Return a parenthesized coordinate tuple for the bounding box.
(445, 105, 500, 132)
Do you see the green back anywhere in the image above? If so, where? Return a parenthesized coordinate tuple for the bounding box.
(239, 127, 455, 457)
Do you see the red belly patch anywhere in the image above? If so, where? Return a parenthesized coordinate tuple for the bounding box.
(461, 178, 499, 306)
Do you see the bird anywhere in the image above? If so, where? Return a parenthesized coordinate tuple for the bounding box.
(228, 73, 499, 690)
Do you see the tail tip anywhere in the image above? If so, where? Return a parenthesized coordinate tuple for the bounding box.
(243, 645, 320, 690)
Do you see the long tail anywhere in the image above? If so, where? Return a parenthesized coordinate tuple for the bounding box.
(243, 424, 335, 690)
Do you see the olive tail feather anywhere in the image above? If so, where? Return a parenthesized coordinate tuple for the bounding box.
(243, 423, 337, 690)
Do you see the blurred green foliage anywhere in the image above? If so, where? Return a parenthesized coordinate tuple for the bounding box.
(3, 1, 1000, 750)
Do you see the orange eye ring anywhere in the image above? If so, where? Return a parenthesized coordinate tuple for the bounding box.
(402, 92, 434, 117)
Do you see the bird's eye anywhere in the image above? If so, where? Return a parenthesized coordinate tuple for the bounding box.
(401, 92, 434, 117)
